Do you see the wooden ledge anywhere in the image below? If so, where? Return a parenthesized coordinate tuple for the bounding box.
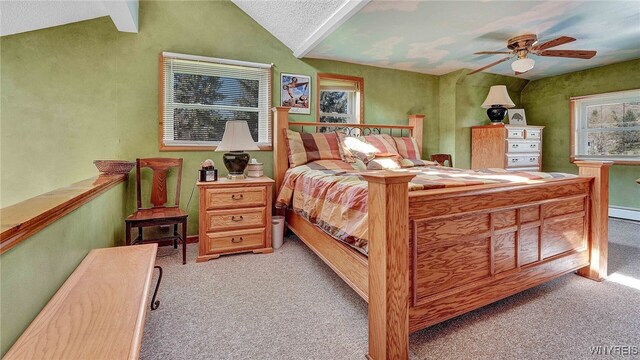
(0, 174, 127, 255)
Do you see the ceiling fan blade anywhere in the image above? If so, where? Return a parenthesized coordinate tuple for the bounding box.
(474, 51, 512, 55)
(538, 49, 597, 59)
(532, 36, 576, 50)
(468, 57, 511, 75)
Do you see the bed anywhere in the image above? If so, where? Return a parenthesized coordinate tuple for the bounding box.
(272, 106, 611, 360)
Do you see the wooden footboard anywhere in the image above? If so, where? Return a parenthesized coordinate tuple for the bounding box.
(364, 162, 610, 360)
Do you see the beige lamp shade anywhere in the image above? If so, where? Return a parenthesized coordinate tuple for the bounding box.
(215, 120, 259, 152)
(481, 85, 516, 109)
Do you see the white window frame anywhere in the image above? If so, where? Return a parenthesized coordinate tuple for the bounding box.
(571, 89, 640, 164)
(159, 52, 273, 151)
(319, 89, 358, 124)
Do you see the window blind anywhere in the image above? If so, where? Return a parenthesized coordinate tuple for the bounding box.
(161, 52, 272, 148)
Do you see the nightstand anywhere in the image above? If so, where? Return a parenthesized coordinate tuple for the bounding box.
(196, 176, 274, 262)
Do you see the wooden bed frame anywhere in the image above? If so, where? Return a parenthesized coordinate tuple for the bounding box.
(272, 107, 611, 360)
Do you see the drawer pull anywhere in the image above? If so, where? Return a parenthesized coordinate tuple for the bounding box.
(231, 237, 244, 243)
(530, 158, 536, 161)
(530, 144, 536, 148)
(512, 144, 519, 148)
(231, 194, 244, 200)
(512, 158, 519, 162)
(231, 215, 244, 222)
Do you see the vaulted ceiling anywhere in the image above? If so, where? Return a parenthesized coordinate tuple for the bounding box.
(0, 0, 138, 37)
(235, 0, 640, 80)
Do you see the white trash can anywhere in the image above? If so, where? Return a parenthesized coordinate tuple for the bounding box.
(272, 216, 285, 249)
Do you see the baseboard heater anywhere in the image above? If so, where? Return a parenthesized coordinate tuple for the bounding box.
(609, 206, 640, 221)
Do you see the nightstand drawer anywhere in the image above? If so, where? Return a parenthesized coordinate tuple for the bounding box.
(506, 140, 539, 153)
(205, 228, 265, 253)
(206, 207, 266, 231)
(506, 154, 539, 167)
(206, 186, 266, 209)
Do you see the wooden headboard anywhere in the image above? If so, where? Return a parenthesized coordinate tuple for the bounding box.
(272, 106, 425, 192)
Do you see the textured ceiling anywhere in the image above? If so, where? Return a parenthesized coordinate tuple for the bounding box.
(232, 0, 352, 54)
(304, 0, 640, 79)
(0, 0, 137, 37)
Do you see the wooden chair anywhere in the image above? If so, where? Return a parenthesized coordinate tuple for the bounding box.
(430, 153, 453, 167)
(125, 158, 187, 264)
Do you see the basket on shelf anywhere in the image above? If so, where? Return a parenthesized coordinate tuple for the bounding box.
(93, 160, 135, 175)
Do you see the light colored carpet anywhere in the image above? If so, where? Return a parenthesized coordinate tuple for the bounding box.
(140, 219, 640, 359)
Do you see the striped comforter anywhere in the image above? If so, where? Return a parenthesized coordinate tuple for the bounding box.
(275, 160, 576, 255)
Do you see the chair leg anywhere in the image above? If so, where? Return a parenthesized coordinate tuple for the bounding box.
(182, 219, 187, 265)
(125, 222, 132, 246)
(173, 224, 178, 249)
(136, 227, 143, 244)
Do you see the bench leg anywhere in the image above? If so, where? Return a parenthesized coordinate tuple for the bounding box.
(173, 224, 178, 249)
(151, 265, 162, 310)
(125, 222, 132, 246)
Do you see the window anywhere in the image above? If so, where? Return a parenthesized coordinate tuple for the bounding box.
(317, 73, 364, 125)
(159, 52, 272, 150)
(571, 89, 640, 163)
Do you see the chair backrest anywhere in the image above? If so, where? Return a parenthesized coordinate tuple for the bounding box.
(430, 154, 453, 167)
(136, 158, 183, 210)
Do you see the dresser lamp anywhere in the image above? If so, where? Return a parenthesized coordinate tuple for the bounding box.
(481, 85, 515, 124)
(215, 120, 259, 179)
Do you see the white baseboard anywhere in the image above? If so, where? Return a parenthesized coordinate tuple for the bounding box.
(609, 206, 640, 221)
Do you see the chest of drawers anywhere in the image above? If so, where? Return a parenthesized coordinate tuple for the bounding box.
(197, 177, 274, 262)
(471, 124, 545, 171)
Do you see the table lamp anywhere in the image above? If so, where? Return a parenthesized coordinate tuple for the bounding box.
(215, 120, 259, 179)
(481, 85, 515, 124)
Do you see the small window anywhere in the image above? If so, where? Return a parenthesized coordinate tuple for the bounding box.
(317, 73, 364, 125)
(159, 52, 272, 150)
(571, 89, 640, 163)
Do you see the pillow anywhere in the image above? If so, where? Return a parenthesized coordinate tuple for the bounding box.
(399, 158, 439, 168)
(393, 137, 421, 160)
(367, 157, 402, 170)
(304, 159, 367, 171)
(284, 129, 342, 167)
(338, 133, 402, 161)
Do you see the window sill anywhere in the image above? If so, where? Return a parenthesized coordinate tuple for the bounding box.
(0, 174, 127, 254)
(570, 156, 640, 165)
(159, 144, 273, 151)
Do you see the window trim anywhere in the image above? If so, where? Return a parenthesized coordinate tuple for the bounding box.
(570, 89, 640, 165)
(316, 73, 364, 124)
(158, 53, 273, 151)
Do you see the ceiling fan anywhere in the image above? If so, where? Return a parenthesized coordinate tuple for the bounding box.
(469, 34, 597, 75)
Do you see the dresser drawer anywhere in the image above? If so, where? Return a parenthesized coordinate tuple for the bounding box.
(506, 128, 525, 139)
(506, 140, 540, 153)
(506, 154, 539, 167)
(525, 129, 542, 139)
(204, 228, 265, 253)
(205, 207, 265, 232)
(205, 186, 266, 209)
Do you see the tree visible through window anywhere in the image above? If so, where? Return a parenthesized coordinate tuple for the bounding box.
(160, 53, 271, 150)
(572, 90, 640, 163)
(317, 74, 363, 130)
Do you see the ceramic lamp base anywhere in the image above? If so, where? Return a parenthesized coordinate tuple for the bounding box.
(223, 151, 250, 178)
(487, 106, 507, 124)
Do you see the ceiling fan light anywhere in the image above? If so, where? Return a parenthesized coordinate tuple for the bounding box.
(511, 58, 535, 72)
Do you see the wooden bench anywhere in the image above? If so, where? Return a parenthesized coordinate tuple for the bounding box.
(4, 244, 159, 360)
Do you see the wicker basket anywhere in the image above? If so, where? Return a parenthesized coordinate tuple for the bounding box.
(93, 160, 135, 175)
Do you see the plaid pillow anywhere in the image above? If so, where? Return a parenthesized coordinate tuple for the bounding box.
(367, 157, 402, 170)
(336, 133, 377, 163)
(393, 137, 421, 160)
(364, 134, 400, 157)
(284, 129, 342, 167)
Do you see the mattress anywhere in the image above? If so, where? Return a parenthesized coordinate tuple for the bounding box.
(275, 160, 576, 255)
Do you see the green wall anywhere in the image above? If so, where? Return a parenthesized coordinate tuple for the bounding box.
(0, 183, 127, 355)
(438, 69, 527, 168)
(1, 0, 440, 235)
(522, 59, 640, 209)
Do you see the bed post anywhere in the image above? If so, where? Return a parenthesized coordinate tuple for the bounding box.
(407, 114, 425, 158)
(272, 106, 291, 193)
(575, 161, 612, 281)
(362, 172, 416, 360)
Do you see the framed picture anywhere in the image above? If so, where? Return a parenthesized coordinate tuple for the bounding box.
(281, 73, 311, 114)
(508, 109, 527, 125)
